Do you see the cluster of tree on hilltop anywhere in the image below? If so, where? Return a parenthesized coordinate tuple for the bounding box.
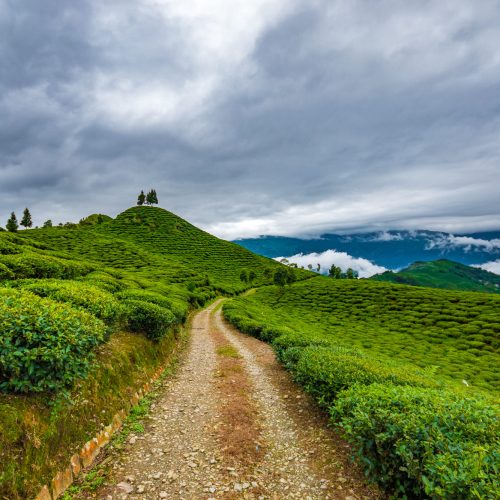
(278, 257, 358, 279)
(2, 208, 33, 232)
(137, 189, 159, 206)
(2, 190, 161, 232)
(328, 264, 358, 279)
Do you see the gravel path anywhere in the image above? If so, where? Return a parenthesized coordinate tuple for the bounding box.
(89, 301, 380, 500)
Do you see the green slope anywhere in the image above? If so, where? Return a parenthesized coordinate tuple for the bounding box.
(371, 258, 500, 293)
(0, 205, 301, 393)
(223, 277, 500, 497)
(224, 276, 500, 392)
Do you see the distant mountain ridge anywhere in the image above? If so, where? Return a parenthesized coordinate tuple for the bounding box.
(234, 230, 500, 270)
(370, 259, 500, 293)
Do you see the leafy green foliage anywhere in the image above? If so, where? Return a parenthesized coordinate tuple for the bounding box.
(371, 259, 500, 294)
(332, 384, 500, 499)
(78, 213, 112, 226)
(290, 346, 439, 407)
(0, 288, 106, 392)
(6, 213, 18, 233)
(116, 289, 187, 321)
(0, 263, 14, 281)
(17, 279, 122, 324)
(0, 252, 94, 280)
(223, 277, 500, 497)
(123, 299, 176, 341)
(224, 278, 500, 392)
(273, 266, 296, 287)
(80, 271, 128, 292)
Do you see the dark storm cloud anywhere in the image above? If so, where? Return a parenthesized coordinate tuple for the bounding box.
(0, 0, 499, 237)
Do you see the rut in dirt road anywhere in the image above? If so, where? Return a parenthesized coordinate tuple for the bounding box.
(89, 301, 380, 499)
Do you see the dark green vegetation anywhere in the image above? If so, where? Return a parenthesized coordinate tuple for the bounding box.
(371, 259, 500, 293)
(0, 331, 179, 499)
(223, 277, 500, 498)
(0, 206, 285, 498)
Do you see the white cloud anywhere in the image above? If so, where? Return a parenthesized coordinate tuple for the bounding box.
(274, 250, 387, 278)
(89, 0, 295, 140)
(474, 260, 500, 275)
(368, 231, 404, 242)
(426, 234, 500, 252)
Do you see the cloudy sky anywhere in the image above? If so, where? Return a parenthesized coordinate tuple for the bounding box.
(1, 0, 500, 239)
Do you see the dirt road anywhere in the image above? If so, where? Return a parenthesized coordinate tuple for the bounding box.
(90, 300, 379, 499)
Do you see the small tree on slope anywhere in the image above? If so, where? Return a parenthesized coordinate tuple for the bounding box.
(6, 212, 18, 232)
(137, 190, 146, 206)
(151, 189, 159, 205)
(21, 208, 32, 228)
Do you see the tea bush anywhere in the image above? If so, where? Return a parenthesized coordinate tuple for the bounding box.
(123, 299, 176, 341)
(0, 239, 20, 255)
(18, 280, 122, 325)
(289, 346, 438, 406)
(116, 289, 187, 321)
(79, 271, 128, 292)
(0, 252, 93, 280)
(0, 288, 106, 392)
(0, 263, 14, 281)
(223, 278, 500, 392)
(332, 384, 500, 499)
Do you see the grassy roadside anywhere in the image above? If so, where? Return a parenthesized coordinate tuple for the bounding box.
(62, 327, 190, 499)
(0, 320, 188, 499)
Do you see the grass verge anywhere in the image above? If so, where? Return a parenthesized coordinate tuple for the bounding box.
(0, 324, 184, 499)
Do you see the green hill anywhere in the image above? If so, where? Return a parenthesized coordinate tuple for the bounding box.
(15, 206, 288, 293)
(371, 258, 500, 293)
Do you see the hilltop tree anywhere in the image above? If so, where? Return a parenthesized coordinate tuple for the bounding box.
(6, 212, 18, 232)
(240, 269, 248, 283)
(21, 208, 32, 228)
(346, 268, 358, 279)
(43, 219, 53, 228)
(328, 264, 342, 279)
(317, 263, 321, 273)
(248, 270, 257, 283)
(146, 189, 158, 206)
(137, 190, 146, 206)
